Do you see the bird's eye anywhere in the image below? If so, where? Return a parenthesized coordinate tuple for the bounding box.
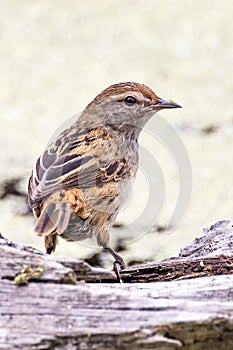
(124, 96, 137, 106)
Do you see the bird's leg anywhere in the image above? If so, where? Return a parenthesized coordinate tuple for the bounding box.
(104, 247, 126, 283)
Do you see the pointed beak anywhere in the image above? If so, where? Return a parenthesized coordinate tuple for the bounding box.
(151, 98, 182, 110)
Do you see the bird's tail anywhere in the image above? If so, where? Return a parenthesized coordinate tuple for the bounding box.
(34, 202, 70, 236)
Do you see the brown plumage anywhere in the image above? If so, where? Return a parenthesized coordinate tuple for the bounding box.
(28, 82, 181, 281)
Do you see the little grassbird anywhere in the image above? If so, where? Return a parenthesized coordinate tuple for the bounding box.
(28, 82, 181, 281)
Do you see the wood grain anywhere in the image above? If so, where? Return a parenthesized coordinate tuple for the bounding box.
(1, 220, 233, 349)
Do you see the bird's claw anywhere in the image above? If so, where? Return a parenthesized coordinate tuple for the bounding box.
(113, 258, 126, 283)
(104, 247, 126, 283)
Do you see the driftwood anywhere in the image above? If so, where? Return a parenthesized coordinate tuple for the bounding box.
(0, 220, 233, 349)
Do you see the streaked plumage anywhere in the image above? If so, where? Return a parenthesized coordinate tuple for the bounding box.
(28, 82, 181, 280)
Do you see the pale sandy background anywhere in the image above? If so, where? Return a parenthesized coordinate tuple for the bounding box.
(0, 0, 232, 266)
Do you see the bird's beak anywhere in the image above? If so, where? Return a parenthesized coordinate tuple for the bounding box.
(151, 98, 182, 110)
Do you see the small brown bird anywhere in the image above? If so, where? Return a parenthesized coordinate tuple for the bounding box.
(28, 82, 181, 281)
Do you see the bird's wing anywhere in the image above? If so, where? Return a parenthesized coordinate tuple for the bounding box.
(28, 128, 129, 209)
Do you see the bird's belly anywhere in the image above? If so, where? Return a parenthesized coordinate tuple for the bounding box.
(85, 177, 132, 213)
(61, 214, 95, 242)
(61, 179, 132, 242)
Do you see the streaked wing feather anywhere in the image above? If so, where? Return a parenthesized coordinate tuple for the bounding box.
(28, 137, 128, 209)
(28, 149, 95, 208)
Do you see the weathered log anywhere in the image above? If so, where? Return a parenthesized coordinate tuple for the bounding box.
(0, 220, 233, 349)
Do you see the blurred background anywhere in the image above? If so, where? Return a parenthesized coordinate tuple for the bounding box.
(0, 0, 232, 267)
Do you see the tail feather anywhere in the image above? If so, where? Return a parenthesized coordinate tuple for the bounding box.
(56, 203, 71, 235)
(34, 202, 70, 236)
(45, 234, 58, 254)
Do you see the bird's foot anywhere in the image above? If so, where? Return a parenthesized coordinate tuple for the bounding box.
(104, 247, 126, 283)
(113, 258, 126, 283)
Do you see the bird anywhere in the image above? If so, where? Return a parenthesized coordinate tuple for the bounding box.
(28, 82, 181, 282)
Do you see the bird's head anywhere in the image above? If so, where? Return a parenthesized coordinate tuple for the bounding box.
(82, 82, 181, 135)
